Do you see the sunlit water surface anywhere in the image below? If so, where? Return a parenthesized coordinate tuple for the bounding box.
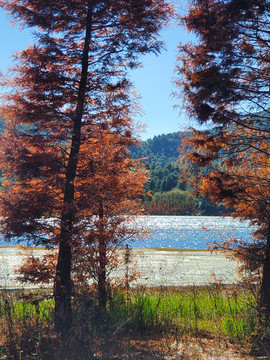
(0, 216, 256, 250)
(0, 216, 257, 287)
(131, 216, 256, 249)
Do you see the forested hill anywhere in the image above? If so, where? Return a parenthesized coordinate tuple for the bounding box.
(130, 131, 185, 195)
(130, 132, 181, 166)
(130, 132, 225, 216)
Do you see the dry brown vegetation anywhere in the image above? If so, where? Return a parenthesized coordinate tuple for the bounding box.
(1, 285, 270, 359)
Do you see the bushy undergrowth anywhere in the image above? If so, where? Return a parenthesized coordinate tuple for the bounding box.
(0, 285, 262, 359)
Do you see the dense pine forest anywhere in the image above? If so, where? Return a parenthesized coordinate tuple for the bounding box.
(130, 132, 226, 215)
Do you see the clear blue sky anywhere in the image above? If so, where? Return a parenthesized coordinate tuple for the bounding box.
(0, 6, 193, 141)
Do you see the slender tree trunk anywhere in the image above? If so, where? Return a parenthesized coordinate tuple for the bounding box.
(54, 1, 94, 335)
(98, 202, 107, 312)
(259, 211, 270, 321)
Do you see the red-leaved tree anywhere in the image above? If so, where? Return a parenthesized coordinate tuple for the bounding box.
(15, 126, 149, 312)
(0, 0, 173, 334)
(176, 0, 270, 316)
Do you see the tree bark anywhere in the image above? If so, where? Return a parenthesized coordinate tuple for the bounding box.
(54, 0, 94, 335)
(98, 202, 107, 312)
(259, 211, 270, 321)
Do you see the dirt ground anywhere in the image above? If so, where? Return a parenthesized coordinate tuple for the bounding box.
(92, 334, 270, 360)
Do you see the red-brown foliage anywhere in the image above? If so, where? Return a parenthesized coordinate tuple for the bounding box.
(176, 0, 270, 315)
(0, 0, 173, 333)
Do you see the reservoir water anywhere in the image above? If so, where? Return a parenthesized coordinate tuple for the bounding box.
(0, 216, 257, 287)
(0, 216, 256, 250)
(131, 216, 256, 249)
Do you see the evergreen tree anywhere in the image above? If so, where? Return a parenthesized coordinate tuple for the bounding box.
(177, 0, 270, 317)
(0, 0, 172, 334)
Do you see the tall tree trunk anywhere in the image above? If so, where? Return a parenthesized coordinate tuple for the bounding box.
(259, 211, 270, 321)
(54, 1, 94, 335)
(98, 202, 107, 312)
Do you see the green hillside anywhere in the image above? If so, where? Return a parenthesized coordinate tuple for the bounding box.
(130, 132, 181, 166)
(130, 132, 183, 193)
(130, 132, 225, 216)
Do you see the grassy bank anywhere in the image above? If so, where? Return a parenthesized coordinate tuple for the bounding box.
(1, 284, 268, 359)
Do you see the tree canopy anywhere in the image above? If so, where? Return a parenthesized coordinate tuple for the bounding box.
(0, 0, 173, 334)
(176, 0, 270, 316)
